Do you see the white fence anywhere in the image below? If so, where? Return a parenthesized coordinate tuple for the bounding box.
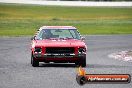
(0, 0, 132, 6)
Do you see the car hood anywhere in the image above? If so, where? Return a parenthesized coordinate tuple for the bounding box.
(34, 39, 86, 47)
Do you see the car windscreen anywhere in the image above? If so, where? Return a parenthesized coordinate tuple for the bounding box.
(37, 29, 81, 40)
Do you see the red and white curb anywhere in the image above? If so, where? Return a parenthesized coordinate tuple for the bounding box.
(108, 50, 132, 62)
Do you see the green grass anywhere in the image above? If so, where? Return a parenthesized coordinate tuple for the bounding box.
(0, 3, 132, 36)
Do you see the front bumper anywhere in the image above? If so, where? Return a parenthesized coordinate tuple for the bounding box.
(33, 53, 86, 58)
(33, 53, 86, 63)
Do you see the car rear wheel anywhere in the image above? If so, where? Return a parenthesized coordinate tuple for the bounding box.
(31, 54, 39, 67)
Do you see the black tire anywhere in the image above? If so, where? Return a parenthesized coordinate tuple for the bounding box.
(31, 53, 33, 64)
(31, 54, 39, 67)
(75, 61, 79, 66)
(79, 57, 86, 67)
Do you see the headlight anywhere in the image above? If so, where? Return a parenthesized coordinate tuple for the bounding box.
(78, 47, 86, 54)
(34, 47, 42, 53)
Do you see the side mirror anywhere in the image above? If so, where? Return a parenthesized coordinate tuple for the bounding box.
(31, 36, 36, 40)
(81, 37, 85, 41)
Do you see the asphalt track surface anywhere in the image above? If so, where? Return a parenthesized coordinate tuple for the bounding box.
(0, 35, 132, 88)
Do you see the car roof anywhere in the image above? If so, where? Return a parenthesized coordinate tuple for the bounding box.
(40, 26, 77, 30)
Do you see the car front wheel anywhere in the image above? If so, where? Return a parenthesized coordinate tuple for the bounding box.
(77, 56, 86, 67)
(80, 57, 86, 67)
(31, 54, 39, 67)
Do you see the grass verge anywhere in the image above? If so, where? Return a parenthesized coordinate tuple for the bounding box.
(0, 3, 132, 36)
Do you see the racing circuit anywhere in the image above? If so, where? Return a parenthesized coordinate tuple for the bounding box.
(0, 35, 132, 88)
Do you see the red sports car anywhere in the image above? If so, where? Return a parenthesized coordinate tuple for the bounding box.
(31, 26, 87, 67)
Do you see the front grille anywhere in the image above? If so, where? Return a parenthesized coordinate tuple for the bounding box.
(46, 47, 74, 54)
